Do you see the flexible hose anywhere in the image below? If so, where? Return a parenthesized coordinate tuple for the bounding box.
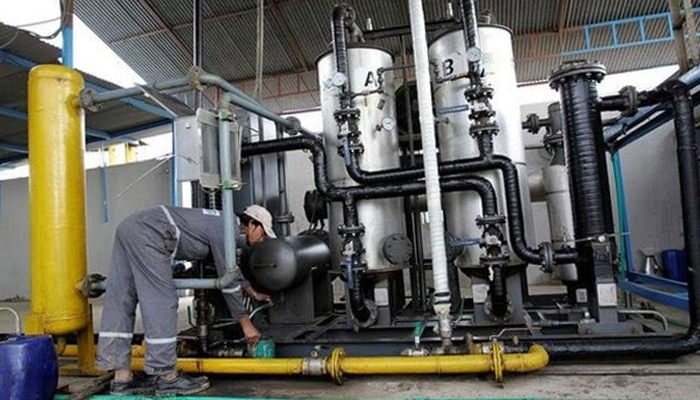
(409, 0, 452, 344)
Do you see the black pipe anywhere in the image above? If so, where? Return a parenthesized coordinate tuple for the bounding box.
(241, 137, 498, 215)
(550, 62, 615, 239)
(242, 137, 501, 325)
(458, 0, 482, 85)
(332, 5, 352, 109)
(343, 144, 575, 265)
(505, 79, 700, 359)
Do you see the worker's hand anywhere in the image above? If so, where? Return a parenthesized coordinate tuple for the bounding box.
(253, 291, 272, 303)
(245, 286, 272, 304)
(242, 323, 261, 346)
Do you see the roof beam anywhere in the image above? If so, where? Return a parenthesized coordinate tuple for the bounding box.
(108, 0, 308, 45)
(0, 141, 28, 154)
(0, 50, 174, 120)
(0, 105, 112, 140)
(556, 0, 568, 53)
(266, 0, 308, 71)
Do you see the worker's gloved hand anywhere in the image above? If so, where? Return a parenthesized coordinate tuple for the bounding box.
(242, 324, 261, 346)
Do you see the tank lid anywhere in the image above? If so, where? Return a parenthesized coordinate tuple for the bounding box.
(315, 43, 395, 67)
(428, 24, 513, 47)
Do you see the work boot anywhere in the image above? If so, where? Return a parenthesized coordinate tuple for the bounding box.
(155, 371, 210, 396)
(109, 372, 156, 396)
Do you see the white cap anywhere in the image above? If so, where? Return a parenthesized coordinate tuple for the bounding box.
(238, 204, 277, 238)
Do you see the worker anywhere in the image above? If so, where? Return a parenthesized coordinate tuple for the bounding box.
(97, 204, 275, 396)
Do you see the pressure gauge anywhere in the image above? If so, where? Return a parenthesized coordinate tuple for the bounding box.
(331, 72, 347, 87)
(381, 117, 395, 131)
(466, 46, 483, 62)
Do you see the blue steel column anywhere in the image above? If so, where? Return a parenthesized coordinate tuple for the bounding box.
(62, 0, 74, 67)
(611, 151, 633, 277)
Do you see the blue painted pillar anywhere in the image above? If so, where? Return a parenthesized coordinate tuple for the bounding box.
(612, 151, 634, 277)
(62, 0, 74, 67)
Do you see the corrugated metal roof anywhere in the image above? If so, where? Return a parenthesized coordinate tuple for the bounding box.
(75, 0, 692, 113)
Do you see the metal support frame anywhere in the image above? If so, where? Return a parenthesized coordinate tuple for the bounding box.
(0, 105, 111, 140)
(562, 8, 700, 57)
(609, 66, 700, 310)
(0, 50, 174, 120)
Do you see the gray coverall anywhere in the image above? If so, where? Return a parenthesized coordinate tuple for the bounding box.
(97, 206, 248, 375)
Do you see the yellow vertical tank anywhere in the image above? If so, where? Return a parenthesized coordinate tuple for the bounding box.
(25, 65, 88, 336)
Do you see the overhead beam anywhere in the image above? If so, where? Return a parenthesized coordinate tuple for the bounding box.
(0, 50, 174, 120)
(0, 141, 28, 154)
(0, 119, 172, 166)
(266, 0, 309, 71)
(0, 105, 112, 140)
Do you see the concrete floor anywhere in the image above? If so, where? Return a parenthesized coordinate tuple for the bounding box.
(3, 297, 700, 399)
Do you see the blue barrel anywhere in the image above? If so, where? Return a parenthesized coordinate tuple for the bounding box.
(662, 249, 687, 282)
(0, 335, 58, 400)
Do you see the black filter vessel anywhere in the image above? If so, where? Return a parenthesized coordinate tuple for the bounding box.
(248, 235, 331, 293)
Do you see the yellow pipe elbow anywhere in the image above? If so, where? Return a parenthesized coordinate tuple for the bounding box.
(502, 344, 549, 372)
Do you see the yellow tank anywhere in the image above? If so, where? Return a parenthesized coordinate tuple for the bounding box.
(25, 65, 88, 336)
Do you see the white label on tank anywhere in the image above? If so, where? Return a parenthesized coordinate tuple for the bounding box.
(597, 283, 618, 306)
(576, 288, 588, 303)
(437, 51, 467, 80)
(472, 283, 489, 304)
(356, 67, 382, 90)
(374, 287, 390, 306)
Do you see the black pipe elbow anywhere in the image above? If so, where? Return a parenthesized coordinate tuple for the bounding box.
(332, 5, 351, 77)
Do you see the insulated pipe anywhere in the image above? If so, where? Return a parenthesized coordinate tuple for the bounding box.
(505, 80, 700, 359)
(127, 344, 548, 383)
(409, 0, 452, 346)
(458, 0, 481, 83)
(173, 104, 238, 290)
(332, 5, 351, 109)
(549, 62, 615, 239)
(242, 136, 575, 265)
(25, 65, 89, 336)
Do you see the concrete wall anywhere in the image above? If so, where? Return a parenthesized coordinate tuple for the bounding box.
(619, 121, 685, 272)
(0, 159, 170, 299)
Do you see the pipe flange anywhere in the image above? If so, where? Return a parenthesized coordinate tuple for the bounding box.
(79, 88, 101, 112)
(538, 242, 555, 273)
(476, 214, 506, 227)
(619, 86, 638, 117)
(337, 224, 365, 237)
(328, 347, 346, 385)
(490, 339, 504, 383)
(465, 85, 494, 102)
(479, 254, 510, 267)
(333, 108, 360, 123)
(549, 61, 606, 90)
(469, 123, 499, 138)
(469, 108, 496, 122)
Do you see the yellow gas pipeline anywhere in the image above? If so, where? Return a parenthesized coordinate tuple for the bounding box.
(25, 65, 88, 336)
(126, 343, 548, 383)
